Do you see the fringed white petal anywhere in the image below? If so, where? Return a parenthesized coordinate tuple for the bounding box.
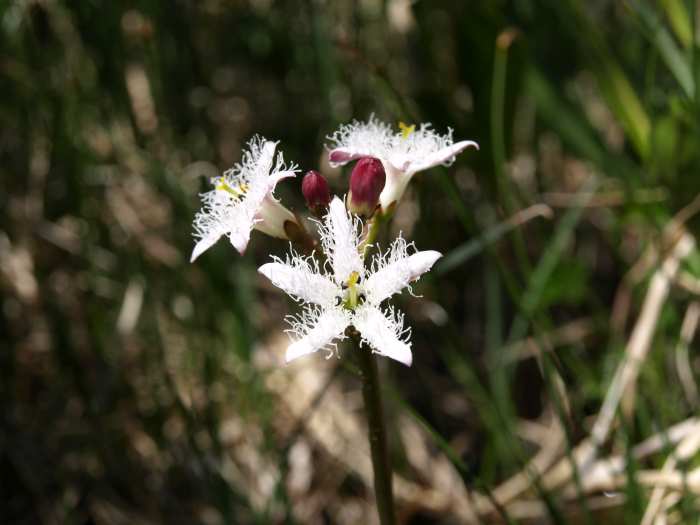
(254, 194, 297, 240)
(407, 139, 479, 175)
(365, 237, 442, 303)
(320, 197, 364, 284)
(267, 169, 297, 191)
(353, 304, 412, 366)
(378, 163, 410, 211)
(192, 189, 250, 258)
(390, 122, 461, 168)
(190, 232, 223, 262)
(285, 305, 349, 363)
(327, 148, 369, 167)
(256, 140, 277, 175)
(228, 227, 251, 255)
(258, 257, 339, 306)
(326, 115, 393, 168)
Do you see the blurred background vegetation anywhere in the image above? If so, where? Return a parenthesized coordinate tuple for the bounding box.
(3, 0, 700, 523)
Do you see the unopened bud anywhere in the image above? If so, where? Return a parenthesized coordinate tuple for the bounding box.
(348, 157, 385, 217)
(302, 170, 331, 216)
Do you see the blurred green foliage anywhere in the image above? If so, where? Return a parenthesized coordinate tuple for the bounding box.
(3, 1, 700, 523)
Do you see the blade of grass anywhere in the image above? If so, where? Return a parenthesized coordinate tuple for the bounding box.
(525, 67, 605, 166)
(341, 358, 512, 523)
(439, 336, 567, 524)
(561, 0, 651, 159)
(491, 29, 533, 279)
(435, 171, 525, 309)
(491, 29, 519, 215)
(437, 203, 552, 275)
(660, 0, 693, 48)
(507, 177, 598, 344)
(537, 341, 594, 525)
(391, 391, 516, 525)
(694, 0, 700, 108)
(632, 1, 695, 99)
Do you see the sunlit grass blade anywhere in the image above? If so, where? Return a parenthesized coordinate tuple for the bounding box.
(660, 0, 693, 48)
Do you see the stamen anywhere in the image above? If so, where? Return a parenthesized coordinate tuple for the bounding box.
(398, 121, 415, 139)
(347, 271, 361, 287)
(215, 177, 248, 198)
(341, 271, 363, 310)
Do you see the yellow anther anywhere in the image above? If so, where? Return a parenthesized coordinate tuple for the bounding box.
(347, 271, 361, 287)
(216, 178, 248, 198)
(399, 121, 415, 139)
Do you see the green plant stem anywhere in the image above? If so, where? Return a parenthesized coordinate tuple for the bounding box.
(355, 209, 396, 524)
(356, 341, 396, 525)
(360, 211, 385, 257)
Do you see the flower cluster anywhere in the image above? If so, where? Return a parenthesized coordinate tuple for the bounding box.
(190, 117, 477, 366)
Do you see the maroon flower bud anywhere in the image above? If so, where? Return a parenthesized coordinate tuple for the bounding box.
(302, 170, 332, 216)
(348, 157, 386, 217)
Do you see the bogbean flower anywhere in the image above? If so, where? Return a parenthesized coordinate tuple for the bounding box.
(191, 136, 299, 262)
(258, 197, 441, 366)
(327, 116, 478, 212)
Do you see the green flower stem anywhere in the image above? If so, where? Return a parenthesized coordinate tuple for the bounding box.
(355, 208, 396, 524)
(356, 339, 396, 525)
(360, 210, 386, 258)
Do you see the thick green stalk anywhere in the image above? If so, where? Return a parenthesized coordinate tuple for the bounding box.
(356, 342, 396, 525)
(355, 209, 396, 524)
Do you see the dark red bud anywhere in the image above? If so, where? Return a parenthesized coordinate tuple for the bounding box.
(302, 170, 332, 216)
(348, 157, 386, 217)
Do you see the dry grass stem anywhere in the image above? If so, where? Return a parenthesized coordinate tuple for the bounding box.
(641, 421, 700, 525)
(541, 188, 667, 208)
(675, 301, 700, 407)
(595, 233, 694, 450)
(541, 234, 695, 494)
(501, 317, 594, 364)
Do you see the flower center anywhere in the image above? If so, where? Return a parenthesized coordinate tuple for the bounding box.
(216, 177, 248, 199)
(335, 271, 366, 311)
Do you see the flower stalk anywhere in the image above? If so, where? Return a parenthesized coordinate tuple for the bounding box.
(357, 210, 394, 525)
(355, 334, 396, 525)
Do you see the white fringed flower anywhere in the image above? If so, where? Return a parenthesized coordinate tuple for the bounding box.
(191, 136, 299, 261)
(258, 197, 442, 366)
(327, 115, 478, 211)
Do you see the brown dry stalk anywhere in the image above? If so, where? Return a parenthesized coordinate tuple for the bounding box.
(542, 232, 695, 493)
(675, 302, 700, 407)
(641, 421, 700, 525)
(594, 233, 695, 452)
